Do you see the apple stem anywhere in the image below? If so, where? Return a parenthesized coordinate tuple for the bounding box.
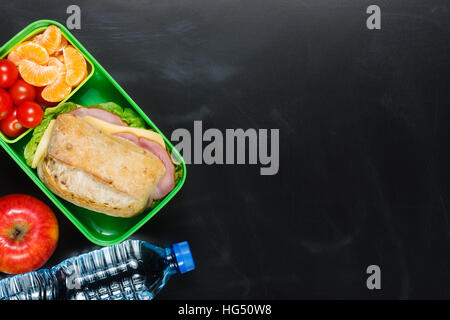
(8, 225, 28, 241)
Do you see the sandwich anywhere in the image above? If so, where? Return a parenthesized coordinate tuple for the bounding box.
(24, 102, 182, 218)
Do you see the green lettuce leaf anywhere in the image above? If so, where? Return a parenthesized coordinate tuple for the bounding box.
(174, 163, 183, 185)
(122, 107, 147, 128)
(24, 102, 78, 167)
(89, 102, 147, 128)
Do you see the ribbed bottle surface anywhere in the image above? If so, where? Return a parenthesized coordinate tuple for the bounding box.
(0, 240, 177, 300)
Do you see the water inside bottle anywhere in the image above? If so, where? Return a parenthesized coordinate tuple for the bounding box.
(55, 240, 178, 300)
(0, 240, 183, 300)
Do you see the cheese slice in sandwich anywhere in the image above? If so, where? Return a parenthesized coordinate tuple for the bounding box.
(36, 113, 166, 218)
(82, 115, 166, 149)
(32, 119, 56, 169)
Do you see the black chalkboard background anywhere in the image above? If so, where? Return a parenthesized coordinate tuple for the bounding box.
(0, 0, 449, 299)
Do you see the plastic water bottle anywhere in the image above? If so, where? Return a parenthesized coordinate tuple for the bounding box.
(0, 240, 195, 300)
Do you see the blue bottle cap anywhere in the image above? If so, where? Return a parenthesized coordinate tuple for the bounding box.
(172, 241, 195, 274)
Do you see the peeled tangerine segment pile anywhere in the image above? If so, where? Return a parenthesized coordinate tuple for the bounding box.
(9, 26, 87, 102)
(18, 60, 59, 87)
(35, 25, 62, 55)
(64, 45, 87, 87)
(8, 41, 49, 65)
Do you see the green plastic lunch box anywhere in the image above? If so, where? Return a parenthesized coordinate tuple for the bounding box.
(0, 20, 186, 246)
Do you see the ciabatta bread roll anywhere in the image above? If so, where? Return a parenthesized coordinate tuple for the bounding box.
(37, 113, 166, 218)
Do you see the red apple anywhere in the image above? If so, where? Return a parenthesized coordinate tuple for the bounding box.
(0, 194, 59, 274)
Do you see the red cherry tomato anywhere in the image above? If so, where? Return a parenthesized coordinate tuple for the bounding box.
(0, 60, 19, 88)
(34, 86, 58, 108)
(0, 88, 13, 120)
(0, 108, 26, 138)
(8, 80, 36, 106)
(16, 101, 43, 128)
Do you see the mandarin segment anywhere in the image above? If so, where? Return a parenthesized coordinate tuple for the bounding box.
(7, 50, 22, 66)
(31, 33, 43, 42)
(18, 60, 59, 87)
(47, 57, 66, 74)
(35, 25, 62, 55)
(63, 45, 87, 87)
(56, 54, 65, 64)
(41, 73, 72, 102)
(56, 36, 68, 54)
(14, 41, 49, 65)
